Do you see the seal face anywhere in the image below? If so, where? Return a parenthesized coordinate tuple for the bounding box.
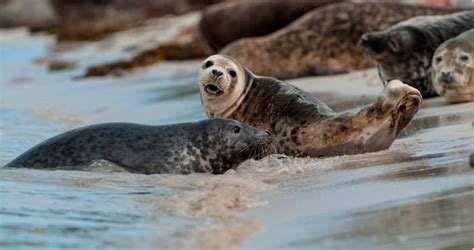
(361, 11, 474, 98)
(432, 29, 474, 103)
(3, 119, 272, 174)
(199, 55, 423, 157)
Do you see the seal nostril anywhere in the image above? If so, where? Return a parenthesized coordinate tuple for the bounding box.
(212, 69, 223, 77)
(265, 130, 272, 136)
(441, 71, 450, 78)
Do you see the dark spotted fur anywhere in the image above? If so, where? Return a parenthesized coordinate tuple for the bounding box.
(222, 2, 467, 79)
(3, 119, 272, 174)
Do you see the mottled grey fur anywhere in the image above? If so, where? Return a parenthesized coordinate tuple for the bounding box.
(3, 119, 272, 174)
(361, 11, 474, 97)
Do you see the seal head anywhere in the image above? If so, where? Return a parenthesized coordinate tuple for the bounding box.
(198, 54, 253, 118)
(432, 29, 474, 103)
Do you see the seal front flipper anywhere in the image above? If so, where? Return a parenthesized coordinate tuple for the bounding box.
(303, 80, 422, 156)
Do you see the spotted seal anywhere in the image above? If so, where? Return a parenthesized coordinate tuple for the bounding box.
(361, 11, 474, 98)
(3, 119, 272, 174)
(198, 55, 422, 157)
(432, 29, 474, 103)
(221, 2, 465, 79)
(199, 0, 340, 50)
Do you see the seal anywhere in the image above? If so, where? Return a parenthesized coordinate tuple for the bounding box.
(221, 2, 465, 79)
(432, 29, 474, 103)
(198, 55, 423, 157)
(199, 0, 340, 50)
(361, 11, 474, 98)
(3, 119, 272, 174)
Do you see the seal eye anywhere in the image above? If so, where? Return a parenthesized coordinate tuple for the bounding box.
(459, 53, 471, 64)
(232, 126, 241, 134)
(202, 60, 213, 69)
(434, 56, 442, 65)
(229, 70, 237, 78)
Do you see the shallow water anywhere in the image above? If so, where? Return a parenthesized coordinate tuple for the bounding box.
(1, 29, 474, 250)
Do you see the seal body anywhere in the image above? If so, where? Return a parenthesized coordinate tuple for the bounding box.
(198, 55, 422, 157)
(3, 119, 272, 174)
(432, 29, 474, 103)
(361, 12, 474, 98)
(199, 0, 341, 50)
(221, 2, 465, 79)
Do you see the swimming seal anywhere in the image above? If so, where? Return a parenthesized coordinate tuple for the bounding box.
(432, 29, 474, 103)
(361, 11, 474, 98)
(3, 119, 272, 174)
(221, 2, 465, 79)
(198, 55, 422, 157)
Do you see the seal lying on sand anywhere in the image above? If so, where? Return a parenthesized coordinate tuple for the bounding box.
(221, 2, 465, 79)
(432, 29, 474, 103)
(199, 0, 341, 50)
(3, 119, 272, 174)
(198, 55, 422, 157)
(361, 12, 474, 98)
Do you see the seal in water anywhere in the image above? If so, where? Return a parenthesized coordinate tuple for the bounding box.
(3, 119, 272, 174)
(361, 11, 474, 98)
(198, 55, 423, 157)
(221, 2, 466, 79)
(432, 29, 474, 103)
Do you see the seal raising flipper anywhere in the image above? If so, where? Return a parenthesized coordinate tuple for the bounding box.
(3, 119, 272, 174)
(198, 55, 422, 157)
(432, 29, 474, 103)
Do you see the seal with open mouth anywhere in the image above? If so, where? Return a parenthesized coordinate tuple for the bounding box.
(3, 118, 272, 174)
(432, 29, 474, 103)
(198, 54, 422, 157)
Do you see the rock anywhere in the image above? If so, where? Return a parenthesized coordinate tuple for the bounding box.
(84, 38, 212, 77)
(48, 0, 224, 41)
(0, 0, 58, 29)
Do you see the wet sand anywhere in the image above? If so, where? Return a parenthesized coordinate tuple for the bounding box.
(237, 71, 474, 250)
(1, 28, 473, 249)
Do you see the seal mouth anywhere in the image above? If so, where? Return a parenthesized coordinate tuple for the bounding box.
(255, 131, 273, 145)
(204, 84, 224, 96)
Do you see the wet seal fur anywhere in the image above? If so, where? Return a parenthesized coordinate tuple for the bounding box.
(361, 11, 474, 98)
(221, 2, 466, 79)
(432, 29, 474, 103)
(3, 119, 272, 174)
(198, 55, 423, 157)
